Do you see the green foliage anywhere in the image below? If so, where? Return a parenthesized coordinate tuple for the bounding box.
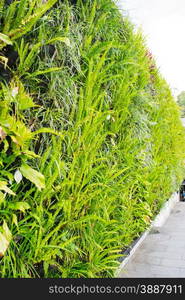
(0, 79, 44, 196)
(0, 0, 69, 198)
(0, 0, 58, 48)
(0, 0, 185, 278)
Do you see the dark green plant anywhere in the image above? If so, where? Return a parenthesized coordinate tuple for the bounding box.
(0, 0, 69, 256)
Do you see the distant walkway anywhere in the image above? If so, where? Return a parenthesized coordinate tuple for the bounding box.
(118, 202, 185, 277)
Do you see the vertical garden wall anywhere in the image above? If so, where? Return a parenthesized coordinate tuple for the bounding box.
(0, 0, 185, 278)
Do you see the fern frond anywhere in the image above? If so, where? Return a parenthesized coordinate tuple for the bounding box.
(4, 0, 58, 40)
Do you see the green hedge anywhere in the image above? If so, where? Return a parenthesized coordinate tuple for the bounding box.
(0, 0, 185, 278)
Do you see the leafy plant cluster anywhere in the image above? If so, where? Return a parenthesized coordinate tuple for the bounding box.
(0, 0, 185, 278)
(0, 0, 69, 201)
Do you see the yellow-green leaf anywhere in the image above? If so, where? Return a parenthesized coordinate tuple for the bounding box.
(0, 233, 9, 257)
(26, 67, 62, 78)
(0, 191, 5, 204)
(0, 221, 12, 257)
(22, 150, 40, 158)
(20, 164, 45, 190)
(0, 181, 15, 196)
(9, 201, 30, 213)
(10, 81, 36, 110)
(2, 221, 12, 241)
(0, 33, 13, 45)
(46, 37, 71, 47)
(32, 127, 64, 138)
(0, 55, 8, 68)
(12, 214, 18, 227)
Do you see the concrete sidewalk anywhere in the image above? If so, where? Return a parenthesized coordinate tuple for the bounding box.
(118, 202, 185, 278)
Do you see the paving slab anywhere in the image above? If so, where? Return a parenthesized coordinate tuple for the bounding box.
(118, 202, 185, 278)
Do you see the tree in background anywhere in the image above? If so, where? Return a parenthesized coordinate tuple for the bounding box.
(177, 91, 185, 117)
